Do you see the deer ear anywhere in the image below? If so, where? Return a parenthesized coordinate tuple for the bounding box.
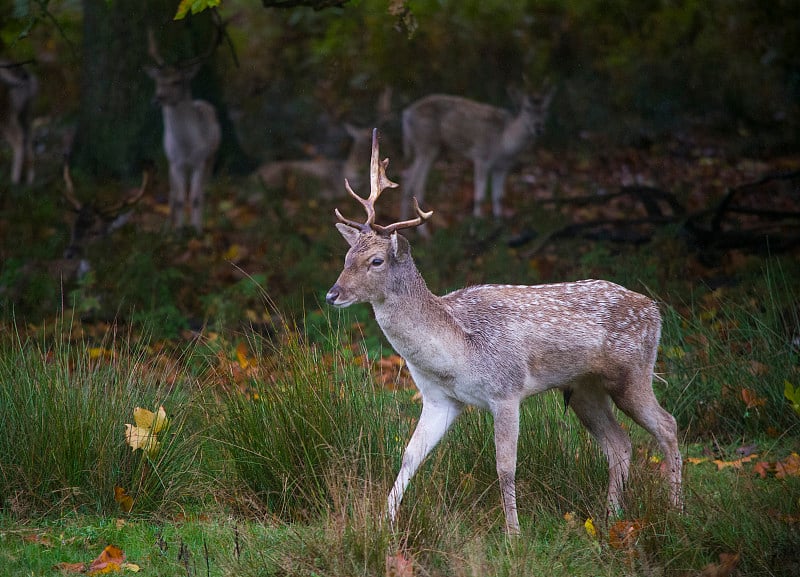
(390, 232, 410, 261)
(335, 223, 361, 247)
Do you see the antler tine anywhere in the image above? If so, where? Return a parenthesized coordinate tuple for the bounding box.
(99, 169, 151, 218)
(147, 28, 166, 67)
(373, 197, 433, 236)
(62, 162, 82, 211)
(334, 128, 397, 231)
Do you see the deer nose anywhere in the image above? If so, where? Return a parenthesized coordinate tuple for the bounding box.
(325, 286, 340, 306)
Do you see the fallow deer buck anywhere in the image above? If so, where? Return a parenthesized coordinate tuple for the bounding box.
(326, 130, 682, 534)
(62, 163, 150, 278)
(401, 88, 553, 220)
(0, 59, 38, 185)
(145, 29, 221, 232)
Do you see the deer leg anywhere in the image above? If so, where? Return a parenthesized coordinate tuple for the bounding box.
(472, 162, 489, 217)
(23, 122, 34, 185)
(490, 170, 508, 218)
(5, 119, 24, 185)
(402, 154, 435, 220)
(168, 163, 187, 229)
(189, 164, 207, 233)
(493, 401, 521, 534)
(612, 382, 683, 510)
(569, 384, 632, 517)
(387, 396, 462, 528)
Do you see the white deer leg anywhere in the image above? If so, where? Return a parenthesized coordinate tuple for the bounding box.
(189, 163, 207, 233)
(493, 401, 521, 534)
(169, 163, 187, 229)
(612, 385, 683, 510)
(387, 396, 462, 527)
(6, 120, 24, 184)
(490, 170, 508, 218)
(472, 162, 489, 217)
(569, 385, 632, 517)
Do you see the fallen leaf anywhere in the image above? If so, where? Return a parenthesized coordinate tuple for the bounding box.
(53, 561, 86, 573)
(133, 406, 168, 434)
(88, 544, 125, 575)
(698, 552, 740, 577)
(122, 563, 141, 572)
(713, 453, 758, 470)
(24, 533, 54, 547)
(584, 517, 597, 538)
(740, 388, 766, 409)
(124, 424, 160, 457)
(775, 452, 800, 479)
(114, 486, 134, 513)
(385, 550, 414, 577)
(687, 457, 709, 465)
(608, 519, 642, 550)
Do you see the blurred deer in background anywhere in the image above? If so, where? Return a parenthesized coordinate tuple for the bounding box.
(62, 163, 150, 278)
(257, 87, 393, 197)
(326, 130, 682, 534)
(257, 123, 373, 198)
(0, 59, 38, 185)
(401, 87, 553, 220)
(145, 29, 221, 233)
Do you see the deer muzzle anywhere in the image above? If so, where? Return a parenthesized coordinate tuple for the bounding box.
(325, 284, 353, 308)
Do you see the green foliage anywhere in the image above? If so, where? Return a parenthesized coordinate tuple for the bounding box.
(0, 324, 209, 516)
(217, 314, 402, 520)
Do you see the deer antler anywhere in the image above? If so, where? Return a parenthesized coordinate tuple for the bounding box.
(98, 169, 151, 218)
(62, 162, 82, 211)
(335, 128, 432, 235)
(62, 161, 150, 217)
(147, 28, 166, 67)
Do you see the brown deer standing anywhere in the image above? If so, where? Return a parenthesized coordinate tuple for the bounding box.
(326, 130, 682, 534)
(401, 89, 552, 220)
(0, 59, 38, 185)
(145, 30, 221, 232)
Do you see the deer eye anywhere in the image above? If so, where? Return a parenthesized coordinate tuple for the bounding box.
(370, 257, 384, 267)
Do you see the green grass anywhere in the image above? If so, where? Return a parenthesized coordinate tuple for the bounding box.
(1, 279, 799, 575)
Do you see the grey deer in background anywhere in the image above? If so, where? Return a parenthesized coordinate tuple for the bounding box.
(326, 130, 682, 534)
(62, 163, 150, 278)
(258, 87, 394, 197)
(401, 87, 553, 220)
(146, 29, 221, 232)
(0, 59, 38, 185)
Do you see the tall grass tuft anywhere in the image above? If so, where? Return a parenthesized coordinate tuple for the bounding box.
(658, 260, 800, 439)
(217, 312, 404, 521)
(0, 318, 211, 517)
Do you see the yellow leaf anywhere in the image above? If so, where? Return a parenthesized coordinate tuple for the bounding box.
(88, 545, 125, 575)
(124, 425, 161, 458)
(687, 457, 709, 465)
(122, 563, 140, 572)
(584, 517, 597, 538)
(88, 347, 113, 360)
(713, 454, 759, 470)
(236, 342, 252, 369)
(133, 406, 168, 434)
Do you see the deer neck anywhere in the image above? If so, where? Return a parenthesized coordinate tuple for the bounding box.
(500, 111, 534, 157)
(372, 259, 467, 371)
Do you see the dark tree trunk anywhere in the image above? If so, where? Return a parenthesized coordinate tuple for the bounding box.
(72, 0, 253, 179)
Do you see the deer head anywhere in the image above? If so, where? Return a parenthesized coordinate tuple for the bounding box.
(326, 129, 432, 308)
(62, 163, 150, 268)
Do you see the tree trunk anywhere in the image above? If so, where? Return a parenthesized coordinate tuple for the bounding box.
(72, 0, 253, 179)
